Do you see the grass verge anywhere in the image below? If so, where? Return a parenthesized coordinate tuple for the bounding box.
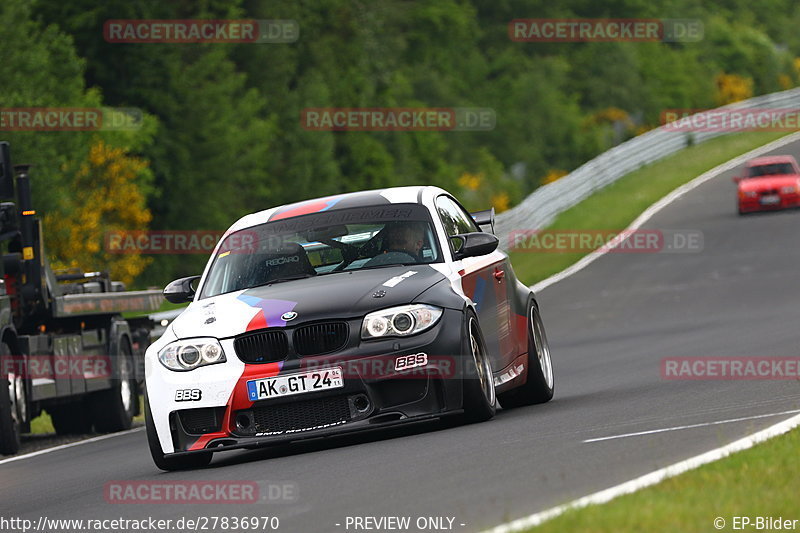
(29, 410, 54, 434)
(509, 131, 791, 286)
(525, 425, 800, 532)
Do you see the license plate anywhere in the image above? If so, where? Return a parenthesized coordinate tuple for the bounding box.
(247, 367, 343, 401)
(760, 194, 780, 205)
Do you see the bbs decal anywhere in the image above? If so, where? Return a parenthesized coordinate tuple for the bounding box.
(175, 389, 202, 402)
(395, 353, 428, 371)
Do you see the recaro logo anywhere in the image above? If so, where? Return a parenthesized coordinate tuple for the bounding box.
(266, 256, 299, 266)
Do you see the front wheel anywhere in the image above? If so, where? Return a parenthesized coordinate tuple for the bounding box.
(498, 301, 554, 408)
(145, 391, 212, 471)
(460, 311, 496, 423)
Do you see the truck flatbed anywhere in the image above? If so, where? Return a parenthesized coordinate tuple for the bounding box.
(53, 290, 163, 317)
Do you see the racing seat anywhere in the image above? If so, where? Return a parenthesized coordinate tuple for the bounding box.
(248, 242, 316, 286)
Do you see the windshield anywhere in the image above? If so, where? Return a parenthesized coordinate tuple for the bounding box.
(199, 204, 442, 298)
(747, 163, 795, 177)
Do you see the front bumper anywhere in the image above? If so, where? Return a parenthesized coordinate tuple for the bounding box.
(739, 192, 800, 212)
(149, 308, 468, 456)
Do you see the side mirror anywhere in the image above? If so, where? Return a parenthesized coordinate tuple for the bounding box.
(0, 142, 15, 200)
(470, 208, 495, 234)
(163, 275, 201, 304)
(451, 232, 499, 260)
(732, 176, 743, 184)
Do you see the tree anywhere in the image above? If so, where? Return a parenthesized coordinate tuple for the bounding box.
(1, 0, 155, 281)
(44, 140, 153, 285)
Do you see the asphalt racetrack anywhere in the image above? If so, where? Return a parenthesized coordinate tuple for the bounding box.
(2, 140, 800, 532)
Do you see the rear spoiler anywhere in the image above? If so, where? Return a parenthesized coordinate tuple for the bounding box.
(470, 208, 495, 234)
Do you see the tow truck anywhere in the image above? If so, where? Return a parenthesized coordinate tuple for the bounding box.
(0, 141, 161, 455)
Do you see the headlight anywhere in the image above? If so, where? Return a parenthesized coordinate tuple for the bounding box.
(740, 190, 758, 198)
(781, 186, 796, 194)
(158, 338, 226, 371)
(362, 304, 443, 339)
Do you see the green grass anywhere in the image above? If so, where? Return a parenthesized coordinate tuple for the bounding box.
(29, 410, 54, 434)
(510, 131, 791, 286)
(525, 427, 800, 533)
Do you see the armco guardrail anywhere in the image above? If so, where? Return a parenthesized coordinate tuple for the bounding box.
(495, 87, 800, 243)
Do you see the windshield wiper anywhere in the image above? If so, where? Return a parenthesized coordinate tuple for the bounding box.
(351, 263, 419, 271)
(265, 273, 316, 285)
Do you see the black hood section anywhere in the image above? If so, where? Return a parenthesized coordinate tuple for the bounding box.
(239, 265, 447, 322)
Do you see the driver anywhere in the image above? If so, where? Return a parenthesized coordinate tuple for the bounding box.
(382, 222, 426, 260)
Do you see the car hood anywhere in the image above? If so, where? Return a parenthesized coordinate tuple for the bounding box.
(739, 175, 800, 192)
(170, 265, 449, 339)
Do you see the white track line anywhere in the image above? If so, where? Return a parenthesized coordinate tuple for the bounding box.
(531, 131, 800, 294)
(0, 427, 143, 466)
(583, 409, 800, 443)
(491, 131, 800, 533)
(483, 413, 800, 533)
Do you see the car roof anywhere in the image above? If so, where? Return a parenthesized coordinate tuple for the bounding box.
(746, 155, 797, 166)
(226, 186, 448, 233)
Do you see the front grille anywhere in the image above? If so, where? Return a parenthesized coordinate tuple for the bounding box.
(293, 322, 348, 356)
(234, 330, 289, 363)
(248, 395, 352, 434)
(178, 407, 225, 434)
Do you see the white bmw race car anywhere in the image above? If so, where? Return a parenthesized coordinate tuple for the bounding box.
(145, 186, 554, 470)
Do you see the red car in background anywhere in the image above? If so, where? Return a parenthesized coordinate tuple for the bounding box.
(735, 155, 800, 215)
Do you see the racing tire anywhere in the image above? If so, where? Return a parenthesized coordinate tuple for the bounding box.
(498, 300, 554, 408)
(0, 343, 21, 455)
(91, 339, 137, 432)
(145, 391, 212, 471)
(460, 310, 496, 423)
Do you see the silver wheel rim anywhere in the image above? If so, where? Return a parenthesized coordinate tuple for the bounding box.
(120, 379, 132, 413)
(531, 308, 553, 389)
(119, 357, 132, 413)
(7, 373, 18, 425)
(14, 374, 26, 424)
(469, 318, 495, 406)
